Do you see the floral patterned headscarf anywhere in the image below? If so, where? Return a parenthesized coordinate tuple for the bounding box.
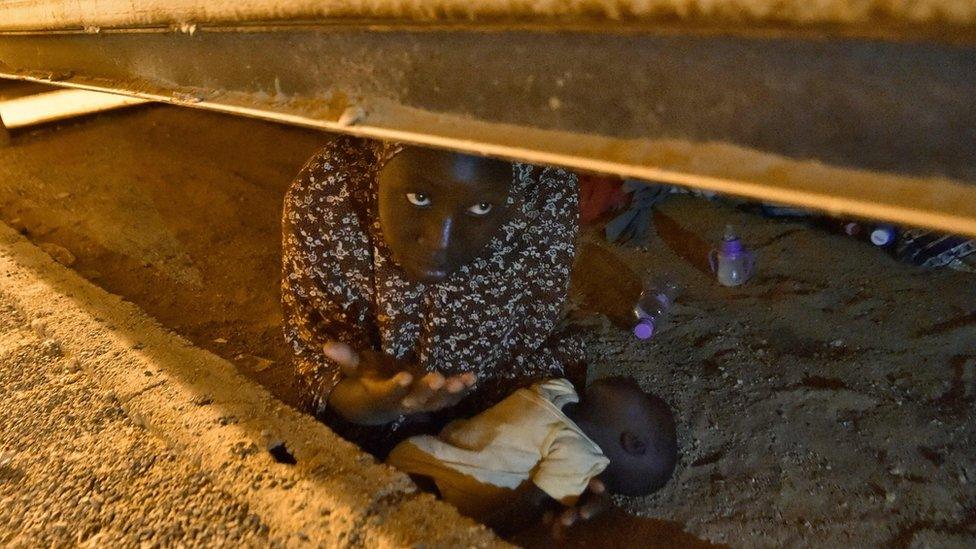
(282, 136, 582, 416)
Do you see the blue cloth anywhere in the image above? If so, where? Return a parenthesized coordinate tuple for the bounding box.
(605, 180, 671, 246)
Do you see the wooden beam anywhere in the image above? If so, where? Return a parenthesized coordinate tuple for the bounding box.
(0, 88, 148, 129)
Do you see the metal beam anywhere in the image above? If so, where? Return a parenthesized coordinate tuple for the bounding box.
(0, 26, 974, 236)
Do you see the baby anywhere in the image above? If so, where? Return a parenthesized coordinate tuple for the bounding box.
(387, 376, 677, 534)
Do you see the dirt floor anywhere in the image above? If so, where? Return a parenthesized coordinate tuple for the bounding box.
(0, 105, 973, 547)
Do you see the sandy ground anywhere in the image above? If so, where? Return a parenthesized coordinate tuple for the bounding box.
(0, 104, 320, 407)
(570, 208, 976, 547)
(0, 213, 501, 549)
(0, 105, 973, 547)
(0, 293, 275, 547)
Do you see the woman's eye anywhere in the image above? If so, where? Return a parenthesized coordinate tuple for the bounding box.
(406, 193, 431, 207)
(467, 202, 493, 216)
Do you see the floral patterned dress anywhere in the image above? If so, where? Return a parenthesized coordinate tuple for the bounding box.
(281, 136, 583, 454)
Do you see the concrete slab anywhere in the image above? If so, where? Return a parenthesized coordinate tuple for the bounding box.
(0, 220, 504, 548)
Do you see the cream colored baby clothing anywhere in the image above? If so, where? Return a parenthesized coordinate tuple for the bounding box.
(387, 378, 609, 517)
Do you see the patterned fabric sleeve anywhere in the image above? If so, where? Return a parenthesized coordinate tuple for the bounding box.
(281, 238, 343, 416)
(281, 138, 378, 415)
(524, 323, 587, 390)
(507, 167, 586, 390)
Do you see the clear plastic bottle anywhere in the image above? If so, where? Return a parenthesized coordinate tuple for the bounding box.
(709, 225, 756, 287)
(818, 218, 897, 248)
(633, 279, 681, 340)
(869, 224, 897, 247)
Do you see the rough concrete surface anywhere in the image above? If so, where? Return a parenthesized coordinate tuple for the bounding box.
(0, 292, 273, 547)
(0, 220, 502, 547)
(0, 106, 974, 547)
(1, 0, 974, 31)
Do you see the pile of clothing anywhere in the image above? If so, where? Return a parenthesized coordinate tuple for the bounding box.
(897, 229, 976, 273)
(577, 174, 671, 246)
(577, 174, 975, 273)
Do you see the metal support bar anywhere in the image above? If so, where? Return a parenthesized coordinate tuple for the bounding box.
(0, 26, 974, 235)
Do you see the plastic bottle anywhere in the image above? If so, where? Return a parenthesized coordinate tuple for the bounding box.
(834, 220, 864, 238)
(868, 224, 897, 248)
(633, 279, 680, 340)
(818, 218, 897, 248)
(709, 225, 756, 287)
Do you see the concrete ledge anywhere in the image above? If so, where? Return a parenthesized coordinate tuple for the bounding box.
(0, 221, 504, 548)
(0, 0, 974, 31)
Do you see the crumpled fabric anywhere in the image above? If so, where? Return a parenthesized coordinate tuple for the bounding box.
(605, 180, 672, 246)
(896, 229, 976, 273)
(578, 174, 628, 224)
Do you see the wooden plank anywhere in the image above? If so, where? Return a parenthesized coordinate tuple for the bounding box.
(0, 88, 148, 128)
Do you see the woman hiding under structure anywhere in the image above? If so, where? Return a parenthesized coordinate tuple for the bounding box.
(281, 137, 677, 533)
(281, 136, 584, 455)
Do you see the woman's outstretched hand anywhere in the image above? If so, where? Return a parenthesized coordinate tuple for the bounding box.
(323, 341, 477, 425)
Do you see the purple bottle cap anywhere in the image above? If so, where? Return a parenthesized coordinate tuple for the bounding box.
(721, 237, 745, 255)
(633, 319, 655, 340)
(720, 225, 746, 256)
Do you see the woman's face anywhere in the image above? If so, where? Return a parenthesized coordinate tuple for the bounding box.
(378, 148, 512, 283)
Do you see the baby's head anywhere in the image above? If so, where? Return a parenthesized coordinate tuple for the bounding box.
(573, 376, 678, 496)
(377, 146, 513, 283)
